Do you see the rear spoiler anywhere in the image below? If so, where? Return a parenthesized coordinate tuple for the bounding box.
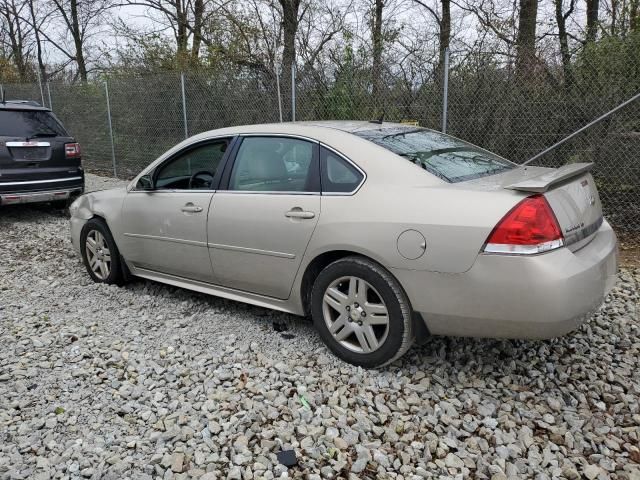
(505, 162, 593, 193)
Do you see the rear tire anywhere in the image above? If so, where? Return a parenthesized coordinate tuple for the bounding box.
(80, 218, 125, 285)
(311, 256, 413, 368)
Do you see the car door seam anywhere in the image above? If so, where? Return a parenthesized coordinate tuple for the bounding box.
(207, 242, 296, 259)
(123, 232, 208, 247)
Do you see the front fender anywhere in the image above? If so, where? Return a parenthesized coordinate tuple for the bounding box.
(69, 188, 127, 240)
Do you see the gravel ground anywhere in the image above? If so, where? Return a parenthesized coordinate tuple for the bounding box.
(1, 174, 639, 480)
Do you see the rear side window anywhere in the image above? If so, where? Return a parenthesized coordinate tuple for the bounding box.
(320, 147, 364, 193)
(354, 127, 514, 183)
(0, 110, 68, 137)
(228, 137, 318, 192)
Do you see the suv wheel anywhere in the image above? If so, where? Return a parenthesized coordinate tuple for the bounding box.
(80, 218, 124, 285)
(311, 256, 413, 368)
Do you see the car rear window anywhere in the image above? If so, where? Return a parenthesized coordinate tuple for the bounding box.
(0, 110, 68, 138)
(353, 127, 514, 183)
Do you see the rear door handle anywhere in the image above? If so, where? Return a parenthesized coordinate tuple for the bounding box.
(285, 208, 315, 219)
(181, 203, 203, 213)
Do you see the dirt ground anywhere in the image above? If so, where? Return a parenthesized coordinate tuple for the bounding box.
(619, 233, 640, 268)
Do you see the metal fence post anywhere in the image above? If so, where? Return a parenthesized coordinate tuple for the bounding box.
(181, 72, 188, 139)
(35, 68, 45, 107)
(441, 48, 450, 134)
(104, 80, 117, 177)
(276, 65, 283, 123)
(291, 63, 296, 122)
(46, 82, 52, 109)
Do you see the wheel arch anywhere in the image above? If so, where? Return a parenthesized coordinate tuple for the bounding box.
(81, 214, 133, 283)
(299, 249, 430, 344)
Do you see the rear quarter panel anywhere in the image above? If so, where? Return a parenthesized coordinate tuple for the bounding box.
(306, 180, 526, 274)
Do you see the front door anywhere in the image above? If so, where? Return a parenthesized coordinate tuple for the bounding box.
(120, 138, 230, 282)
(208, 136, 320, 299)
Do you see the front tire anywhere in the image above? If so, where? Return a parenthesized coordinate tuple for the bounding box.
(80, 218, 124, 285)
(311, 256, 413, 368)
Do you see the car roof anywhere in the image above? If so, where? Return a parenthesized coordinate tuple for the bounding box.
(294, 120, 414, 133)
(141, 120, 445, 191)
(189, 120, 423, 142)
(0, 100, 50, 112)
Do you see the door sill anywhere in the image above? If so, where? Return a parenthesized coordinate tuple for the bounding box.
(129, 266, 300, 315)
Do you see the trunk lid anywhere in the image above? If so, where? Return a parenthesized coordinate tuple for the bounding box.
(469, 163, 603, 251)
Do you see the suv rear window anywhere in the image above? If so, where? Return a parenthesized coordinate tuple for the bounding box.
(0, 110, 68, 138)
(354, 127, 514, 183)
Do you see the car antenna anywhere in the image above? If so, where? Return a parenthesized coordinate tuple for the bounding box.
(369, 110, 385, 124)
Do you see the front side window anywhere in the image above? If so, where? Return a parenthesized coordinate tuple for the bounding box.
(228, 137, 317, 192)
(354, 127, 514, 183)
(155, 139, 229, 190)
(320, 147, 364, 193)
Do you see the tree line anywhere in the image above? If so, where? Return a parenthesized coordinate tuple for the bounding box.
(1, 0, 638, 92)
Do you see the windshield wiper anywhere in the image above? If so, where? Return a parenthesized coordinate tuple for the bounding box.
(27, 131, 58, 140)
(29, 131, 58, 137)
(381, 128, 424, 140)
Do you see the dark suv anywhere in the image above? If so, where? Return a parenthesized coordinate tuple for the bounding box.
(0, 100, 84, 206)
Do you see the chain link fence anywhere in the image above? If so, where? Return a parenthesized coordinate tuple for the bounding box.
(2, 50, 638, 233)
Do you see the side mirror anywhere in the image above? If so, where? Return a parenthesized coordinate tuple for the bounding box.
(136, 174, 154, 191)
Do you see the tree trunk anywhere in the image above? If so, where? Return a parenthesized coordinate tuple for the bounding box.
(630, 0, 639, 32)
(436, 0, 451, 84)
(69, 0, 87, 81)
(371, 0, 384, 105)
(554, 0, 573, 88)
(279, 0, 301, 120)
(515, 0, 538, 79)
(585, 0, 599, 42)
(28, 0, 47, 82)
(191, 0, 204, 59)
(175, 0, 188, 56)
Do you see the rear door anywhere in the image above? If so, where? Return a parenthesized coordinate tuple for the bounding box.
(0, 108, 81, 191)
(208, 135, 320, 299)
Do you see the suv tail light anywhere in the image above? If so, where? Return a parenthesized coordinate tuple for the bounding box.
(483, 194, 564, 254)
(65, 142, 81, 159)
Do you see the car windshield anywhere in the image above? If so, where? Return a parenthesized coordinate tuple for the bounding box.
(0, 110, 68, 138)
(354, 127, 514, 183)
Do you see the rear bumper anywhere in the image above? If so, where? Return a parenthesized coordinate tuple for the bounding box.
(0, 186, 84, 205)
(393, 219, 618, 339)
(0, 176, 84, 205)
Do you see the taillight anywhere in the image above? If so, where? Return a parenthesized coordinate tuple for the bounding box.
(65, 142, 81, 159)
(483, 194, 564, 254)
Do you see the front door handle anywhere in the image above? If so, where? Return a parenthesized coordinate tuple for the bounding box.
(285, 208, 315, 219)
(181, 203, 203, 213)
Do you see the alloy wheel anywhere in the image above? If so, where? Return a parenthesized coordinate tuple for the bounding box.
(322, 276, 390, 353)
(85, 230, 111, 280)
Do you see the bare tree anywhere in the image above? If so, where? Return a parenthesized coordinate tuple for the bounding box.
(27, 0, 47, 81)
(0, 0, 33, 80)
(39, 0, 114, 81)
(412, 0, 451, 81)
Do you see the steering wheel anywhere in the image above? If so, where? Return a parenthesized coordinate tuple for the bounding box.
(188, 170, 214, 189)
